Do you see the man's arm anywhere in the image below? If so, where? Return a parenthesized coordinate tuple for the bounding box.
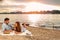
(3, 30, 12, 34)
(2, 24, 12, 34)
(2, 24, 6, 32)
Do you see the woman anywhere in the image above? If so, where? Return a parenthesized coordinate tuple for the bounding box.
(22, 23, 32, 35)
(22, 23, 27, 32)
(14, 21, 21, 34)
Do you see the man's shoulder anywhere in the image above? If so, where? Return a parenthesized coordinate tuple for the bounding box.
(2, 23, 6, 26)
(2, 23, 5, 25)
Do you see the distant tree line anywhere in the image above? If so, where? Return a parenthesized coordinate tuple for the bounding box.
(0, 11, 22, 14)
(52, 10, 60, 14)
(39, 10, 60, 14)
(0, 10, 60, 14)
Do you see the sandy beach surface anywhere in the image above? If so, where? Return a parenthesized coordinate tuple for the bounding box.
(0, 25, 60, 40)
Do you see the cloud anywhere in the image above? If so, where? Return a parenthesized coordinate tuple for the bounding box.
(13, 0, 60, 6)
(0, 0, 60, 6)
(38, 0, 60, 6)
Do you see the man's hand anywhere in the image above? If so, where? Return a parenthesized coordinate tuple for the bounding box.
(3, 30, 12, 34)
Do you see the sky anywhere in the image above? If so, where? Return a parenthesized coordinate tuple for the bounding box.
(0, 0, 60, 6)
(0, 0, 60, 12)
(38, 0, 60, 6)
(13, 0, 60, 6)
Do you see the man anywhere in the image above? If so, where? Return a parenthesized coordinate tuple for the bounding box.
(2, 18, 13, 34)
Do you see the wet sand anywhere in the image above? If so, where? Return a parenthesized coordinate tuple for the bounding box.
(0, 25, 60, 40)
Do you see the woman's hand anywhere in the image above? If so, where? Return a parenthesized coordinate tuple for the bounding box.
(15, 31, 21, 34)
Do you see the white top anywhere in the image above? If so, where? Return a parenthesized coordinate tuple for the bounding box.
(2, 23, 12, 32)
(20, 23, 26, 32)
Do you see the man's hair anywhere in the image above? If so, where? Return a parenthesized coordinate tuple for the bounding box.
(4, 18, 9, 21)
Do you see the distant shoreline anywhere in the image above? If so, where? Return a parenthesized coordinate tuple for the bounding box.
(0, 13, 60, 14)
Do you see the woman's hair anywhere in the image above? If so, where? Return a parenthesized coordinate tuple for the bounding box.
(15, 21, 21, 32)
(22, 23, 25, 26)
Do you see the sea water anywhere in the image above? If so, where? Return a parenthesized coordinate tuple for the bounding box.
(0, 14, 60, 29)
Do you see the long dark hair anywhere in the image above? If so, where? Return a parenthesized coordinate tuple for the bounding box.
(15, 22, 21, 32)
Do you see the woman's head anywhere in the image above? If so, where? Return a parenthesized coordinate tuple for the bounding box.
(15, 22, 20, 27)
(22, 23, 27, 28)
(15, 21, 21, 32)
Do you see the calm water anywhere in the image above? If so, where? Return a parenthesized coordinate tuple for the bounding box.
(0, 14, 60, 28)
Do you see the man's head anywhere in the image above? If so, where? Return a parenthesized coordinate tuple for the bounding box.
(4, 18, 10, 24)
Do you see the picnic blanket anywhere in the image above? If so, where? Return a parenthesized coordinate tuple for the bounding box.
(0, 30, 32, 36)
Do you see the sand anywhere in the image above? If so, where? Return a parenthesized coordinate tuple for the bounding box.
(0, 25, 60, 40)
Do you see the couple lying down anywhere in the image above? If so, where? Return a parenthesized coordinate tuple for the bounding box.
(1, 18, 32, 35)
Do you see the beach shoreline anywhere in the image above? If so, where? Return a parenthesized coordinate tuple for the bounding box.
(0, 25, 60, 40)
